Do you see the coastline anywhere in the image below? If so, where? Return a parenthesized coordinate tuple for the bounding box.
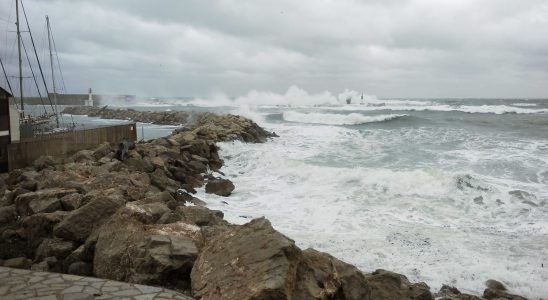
(0, 107, 529, 300)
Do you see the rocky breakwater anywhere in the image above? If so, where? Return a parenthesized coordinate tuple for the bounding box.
(63, 105, 193, 126)
(1, 110, 528, 300)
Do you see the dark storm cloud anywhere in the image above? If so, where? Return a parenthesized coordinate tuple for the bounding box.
(1, 0, 547, 98)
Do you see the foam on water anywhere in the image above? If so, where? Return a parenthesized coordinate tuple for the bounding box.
(282, 111, 407, 125)
(197, 117, 548, 298)
(324, 104, 548, 114)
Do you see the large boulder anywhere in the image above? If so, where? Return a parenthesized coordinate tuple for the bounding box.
(53, 196, 125, 242)
(205, 178, 235, 197)
(363, 269, 433, 300)
(94, 207, 199, 290)
(191, 218, 301, 299)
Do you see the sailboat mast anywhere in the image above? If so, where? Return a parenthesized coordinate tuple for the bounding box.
(46, 15, 59, 127)
(15, 0, 24, 116)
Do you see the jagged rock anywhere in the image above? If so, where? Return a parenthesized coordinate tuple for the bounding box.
(3, 257, 31, 269)
(205, 178, 235, 197)
(94, 210, 199, 289)
(14, 188, 77, 216)
(293, 248, 371, 299)
(53, 196, 125, 242)
(35, 238, 77, 261)
(191, 218, 301, 300)
(364, 269, 433, 300)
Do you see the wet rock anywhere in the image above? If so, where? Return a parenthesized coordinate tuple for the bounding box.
(3, 257, 31, 269)
(364, 269, 433, 300)
(53, 196, 125, 242)
(205, 178, 235, 197)
(435, 285, 482, 300)
(191, 218, 301, 300)
(508, 190, 535, 200)
(485, 279, 506, 291)
(474, 196, 484, 205)
(483, 288, 526, 300)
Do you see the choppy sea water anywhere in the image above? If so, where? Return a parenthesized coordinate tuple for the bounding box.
(67, 98, 548, 298)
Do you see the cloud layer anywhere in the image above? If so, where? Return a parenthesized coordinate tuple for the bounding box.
(1, 0, 547, 98)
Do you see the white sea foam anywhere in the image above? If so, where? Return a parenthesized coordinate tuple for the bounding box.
(282, 111, 407, 125)
(198, 120, 548, 298)
(511, 103, 538, 107)
(325, 104, 548, 114)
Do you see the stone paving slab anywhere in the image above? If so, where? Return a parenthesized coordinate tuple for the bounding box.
(0, 266, 195, 300)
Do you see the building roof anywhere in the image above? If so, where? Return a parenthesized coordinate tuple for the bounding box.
(0, 86, 13, 98)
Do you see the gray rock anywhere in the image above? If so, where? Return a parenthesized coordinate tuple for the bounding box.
(205, 178, 235, 197)
(53, 196, 125, 242)
(191, 218, 301, 300)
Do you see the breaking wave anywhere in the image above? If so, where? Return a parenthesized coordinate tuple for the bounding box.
(326, 104, 548, 114)
(282, 111, 407, 125)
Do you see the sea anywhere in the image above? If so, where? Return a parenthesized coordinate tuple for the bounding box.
(62, 97, 548, 298)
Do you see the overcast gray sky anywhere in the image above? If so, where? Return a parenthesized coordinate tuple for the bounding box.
(1, 0, 547, 98)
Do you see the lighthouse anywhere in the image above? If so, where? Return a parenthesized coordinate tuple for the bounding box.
(87, 88, 94, 106)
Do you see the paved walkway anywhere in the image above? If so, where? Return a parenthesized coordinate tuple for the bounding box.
(0, 267, 194, 300)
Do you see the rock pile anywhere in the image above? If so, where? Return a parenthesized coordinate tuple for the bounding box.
(0, 110, 528, 300)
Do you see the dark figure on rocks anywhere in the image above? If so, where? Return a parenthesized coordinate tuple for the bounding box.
(116, 139, 135, 161)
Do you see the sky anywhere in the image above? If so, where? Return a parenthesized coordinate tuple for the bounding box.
(1, 0, 547, 98)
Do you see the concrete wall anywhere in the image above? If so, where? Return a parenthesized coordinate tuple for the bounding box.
(7, 123, 137, 170)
